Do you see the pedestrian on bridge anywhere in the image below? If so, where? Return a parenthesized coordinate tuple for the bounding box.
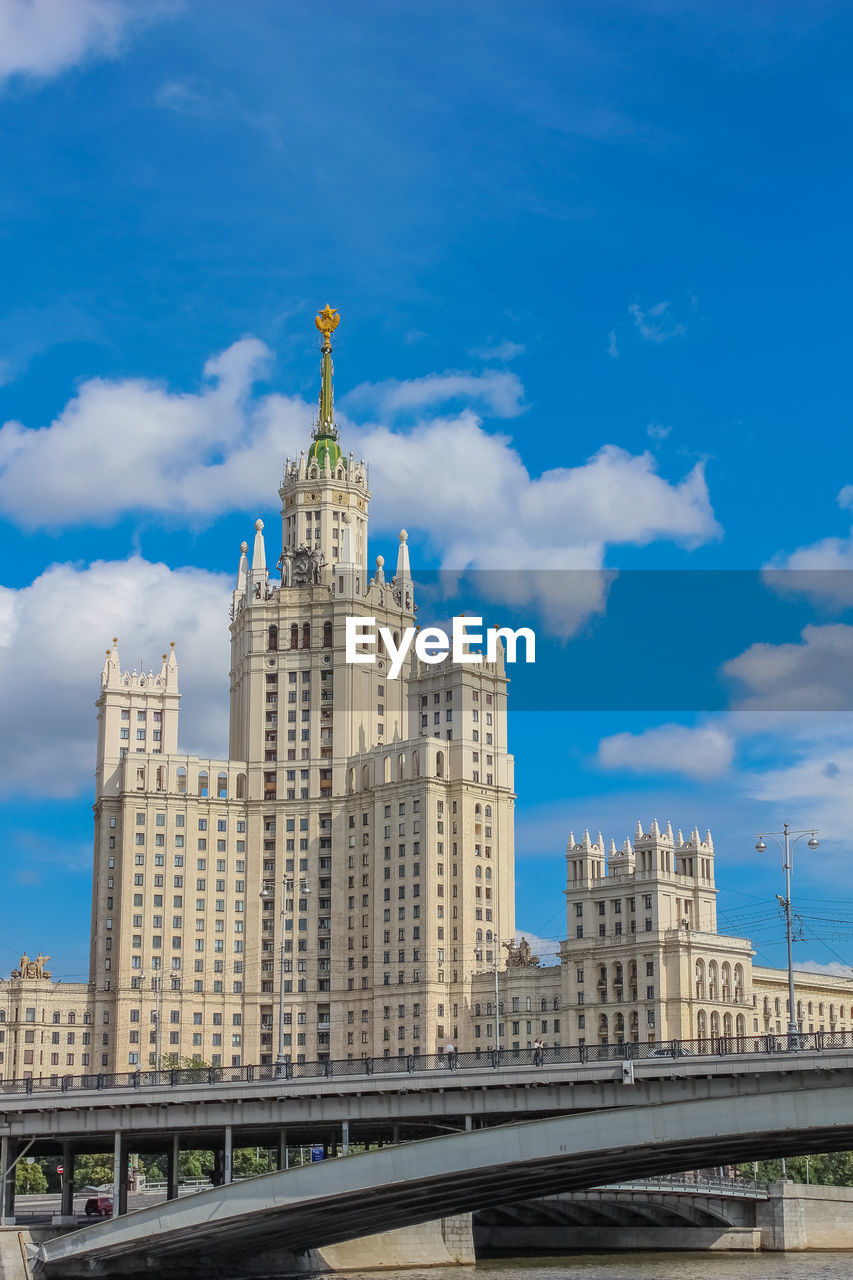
(533, 1037, 545, 1067)
(445, 1040, 456, 1069)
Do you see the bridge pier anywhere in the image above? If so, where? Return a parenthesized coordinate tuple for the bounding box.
(55, 1144, 75, 1224)
(1, 1140, 16, 1227)
(277, 1130, 288, 1171)
(111, 1133, 128, 1216)
(166, 1137, 179, 1202)
(224, 1127, 232, 1185)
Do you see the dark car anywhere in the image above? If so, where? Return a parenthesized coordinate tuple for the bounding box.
(84, 1196, 113, 1219)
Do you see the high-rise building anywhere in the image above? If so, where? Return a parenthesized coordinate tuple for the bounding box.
(88, 306, 515, 1071)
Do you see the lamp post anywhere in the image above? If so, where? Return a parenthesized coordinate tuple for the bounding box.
(260, 882, 287, 1068)
(755, 823, 819, 1041)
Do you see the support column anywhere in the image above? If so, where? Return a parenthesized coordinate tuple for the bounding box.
(113, 1132, 128, 1216)
(224, 1126, 233, 1185)
(342, 1121, 349, 1157)
(0, 1137, 12, 1227)
(166, 1135, 180, 1202)
(278, 1130, 288, 1171)
(60, 1142, 74, 1218)
(464, 1115, 473, 1132)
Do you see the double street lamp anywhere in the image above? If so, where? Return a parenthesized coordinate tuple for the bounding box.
(755, 823, 819, 1039)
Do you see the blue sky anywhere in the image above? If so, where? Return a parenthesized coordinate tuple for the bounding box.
(2, 0, 853, 982)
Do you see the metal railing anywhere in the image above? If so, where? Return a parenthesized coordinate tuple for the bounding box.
(1, 1029, 850, 1100)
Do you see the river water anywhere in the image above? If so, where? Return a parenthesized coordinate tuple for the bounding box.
(329, 1259, 853, 1280)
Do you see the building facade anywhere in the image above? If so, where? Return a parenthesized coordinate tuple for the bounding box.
(2, 308, 851, 1079)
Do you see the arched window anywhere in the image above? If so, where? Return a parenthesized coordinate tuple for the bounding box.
(475, 865, 482, 879)
(290, 624, 299, 650)
(362, 765, 370, 790)
(553, 997, 560, 1011)
(476, 929, 483, 943)
(68, 1012, 76, 1025)
(723, 1012, 733, 1036)
(736, 1013, 746, 1043)
(176, 766, 187, 795)
(155, 766, 165, 792)
(347, 767, 355, 794)
(734, 964, 744, 1003)
(323, 621, 332, 648)
(397, 754, 406, 781)
(721, 962, 731, 1001)
(217, 772, 228, 799)
(695, 959, 705, 999)
(485, 866, 492, 879)
(436, 750, 445, 779)
(268, 625, 278, 652)
(198, 770, 208, 797)
(697, 1009, 707, 1041)
(475, 804, 481, 816)
(302, 623, 310, 649)
(412, 751, 420, 778)
(485, 805, 492, 818)
(384, 756, 391, 784)
(708, 960, 718, 999)
(710, 1011, 720, 1037)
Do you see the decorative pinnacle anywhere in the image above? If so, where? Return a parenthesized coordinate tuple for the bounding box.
(315, 305, 340, 437)
(315, 304, 340, 345)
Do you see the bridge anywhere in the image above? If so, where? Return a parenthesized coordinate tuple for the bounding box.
(28, 1067, 853, 1274)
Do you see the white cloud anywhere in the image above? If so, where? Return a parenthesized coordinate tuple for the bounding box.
(629, 300, 687, 343)
(762, 486, 853, 607)
(0, 0, 146, 86)
(646, 421, 671, 441)
(597, 723, 735, 780)
(0, 338, 722, 637)
(342, 370, 527, 419)
(724, 623, 853, 711)
(0, 556, 231, 797)
(155, 79, 282, 147)
(606, 330, 619, 359)
(469, 340, 526, 364)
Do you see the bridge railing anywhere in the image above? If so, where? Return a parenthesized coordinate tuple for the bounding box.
(1, 1029, 851, 1099)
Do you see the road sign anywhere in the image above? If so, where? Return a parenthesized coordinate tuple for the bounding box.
(57, 1166, 64, 1175)
(310, 1146, 324, 1163)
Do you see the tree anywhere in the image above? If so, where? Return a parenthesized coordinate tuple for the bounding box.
(739, 1152, 853, 1187)
(73, 1153, 114, 1190)
(233, 1148, 273, 1179)
(16, 1162, 48, 1195)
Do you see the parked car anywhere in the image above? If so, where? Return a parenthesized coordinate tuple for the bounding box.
(84, 1196, 113, 1219)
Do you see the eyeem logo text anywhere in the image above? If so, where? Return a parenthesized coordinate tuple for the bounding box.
(345, 616, 536, 680)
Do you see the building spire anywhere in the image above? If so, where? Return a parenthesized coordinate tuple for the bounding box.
(314, 304, 340, 438)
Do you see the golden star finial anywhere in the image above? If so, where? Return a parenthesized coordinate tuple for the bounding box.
(315, 304, 340, 338)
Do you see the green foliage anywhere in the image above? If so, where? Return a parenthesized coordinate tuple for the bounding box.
(233, 1148, 274, 1178)
(739, 1152, 853, 1187)
(15, 1162, 48, 1194)
(73, 1153, 115, 1190)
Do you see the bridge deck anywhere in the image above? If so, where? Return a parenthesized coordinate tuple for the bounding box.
(34, 1072, 853, 1274)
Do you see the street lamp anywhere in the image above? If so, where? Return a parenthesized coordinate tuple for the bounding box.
(755, 823, 819, 1041)
(261, 876, 308, 1071)
(260, 884, 287, 1070)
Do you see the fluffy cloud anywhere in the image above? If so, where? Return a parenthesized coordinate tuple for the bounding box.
(0, 0, 145, 86)
(724, 623, 853, 711)
(0, 337, 721, 636)
(762, 485, 853, 608)
(0, 556, 231, 797)
(597, 723, 735, 780)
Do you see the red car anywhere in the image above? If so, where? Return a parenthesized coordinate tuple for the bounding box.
(84, 1196, 113, 1219)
